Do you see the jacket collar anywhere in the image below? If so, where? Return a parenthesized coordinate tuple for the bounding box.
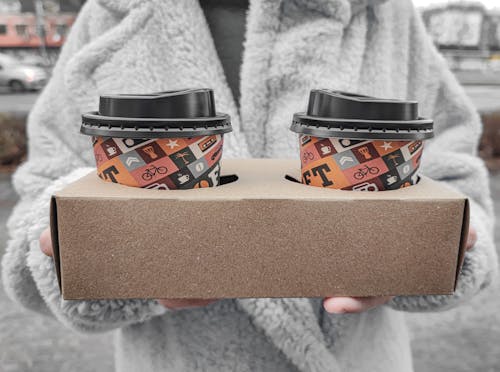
(96, 0, 388, 21)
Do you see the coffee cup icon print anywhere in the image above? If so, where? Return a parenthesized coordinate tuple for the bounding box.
(320, 145, 332, 155)
(178, 174, 190, 184)
(386, 175, 398, 185)
(352, 182, 379, 192)
(106, 146, 117, 156)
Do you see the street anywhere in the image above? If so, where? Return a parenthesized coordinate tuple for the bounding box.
(0, 91, 39, 113)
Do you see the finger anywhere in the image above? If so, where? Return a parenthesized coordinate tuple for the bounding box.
(157, 299, 217, 310)
(323, 296, 394, 314)
(39, 228, 53, 257)
(466, 227, 477, 251)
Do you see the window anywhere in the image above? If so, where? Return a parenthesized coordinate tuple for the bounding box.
(0, 25, 7, 35)
(15, 24, 28, 37)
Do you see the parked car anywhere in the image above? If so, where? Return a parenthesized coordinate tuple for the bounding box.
(0, 53, 48, 92)
(22, 55, 51, 69)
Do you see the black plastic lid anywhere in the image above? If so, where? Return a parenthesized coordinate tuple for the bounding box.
(81, 89, 232, 138)
(291, 90, 434, 140)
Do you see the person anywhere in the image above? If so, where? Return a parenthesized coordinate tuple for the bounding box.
(2, 0, 496, 371)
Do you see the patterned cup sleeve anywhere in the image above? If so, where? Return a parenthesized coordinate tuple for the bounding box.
(299, 135, 423, 191)
(92, 134, 224, 190)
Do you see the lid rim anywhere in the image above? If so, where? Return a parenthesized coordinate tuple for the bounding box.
(290, 122, 434, 140)
(80, 111, 233, 137)
(292, 114, 434, 135)
(80, 123, 232, 138)
(293, 113, 433, 126)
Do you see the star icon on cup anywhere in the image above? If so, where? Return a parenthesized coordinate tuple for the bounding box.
(380, 142, 393, 151)
(166, 139, 179, 149)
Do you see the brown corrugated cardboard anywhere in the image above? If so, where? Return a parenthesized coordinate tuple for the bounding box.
(50, 159, 469, 300)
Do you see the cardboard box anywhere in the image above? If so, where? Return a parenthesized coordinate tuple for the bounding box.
(50, 159, 469, 300)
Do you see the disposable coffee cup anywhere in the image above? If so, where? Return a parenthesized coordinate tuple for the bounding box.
(290, 90, 434, 191)
(81, 89, 232, 189)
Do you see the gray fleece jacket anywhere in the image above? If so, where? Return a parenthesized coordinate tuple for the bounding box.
(2, 0, 497, 371)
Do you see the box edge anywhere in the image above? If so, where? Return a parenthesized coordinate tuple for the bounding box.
(454, 198, 470, 290)
(49, 196, 63, 293)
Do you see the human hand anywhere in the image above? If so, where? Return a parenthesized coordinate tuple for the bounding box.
(40, 227, 54, 257)
(322, 227, 477, 314)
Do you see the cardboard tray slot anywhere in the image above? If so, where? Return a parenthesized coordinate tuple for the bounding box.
(220, 174, 238, 186)
(285, 174, 300, 183)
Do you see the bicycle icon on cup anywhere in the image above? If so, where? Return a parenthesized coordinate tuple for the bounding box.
(353, 165, 379, 180)
(142, 165, 168, 181)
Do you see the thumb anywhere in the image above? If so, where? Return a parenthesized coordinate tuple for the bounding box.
(39, 228, 54, 257)
(466, 227, 477, 251)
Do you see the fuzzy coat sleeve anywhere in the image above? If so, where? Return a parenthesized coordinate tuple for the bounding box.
(387, 8, 497, 312)
(1, 0, 166, 333)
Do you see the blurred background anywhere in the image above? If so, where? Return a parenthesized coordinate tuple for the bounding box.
(0, 0, 499, 371)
